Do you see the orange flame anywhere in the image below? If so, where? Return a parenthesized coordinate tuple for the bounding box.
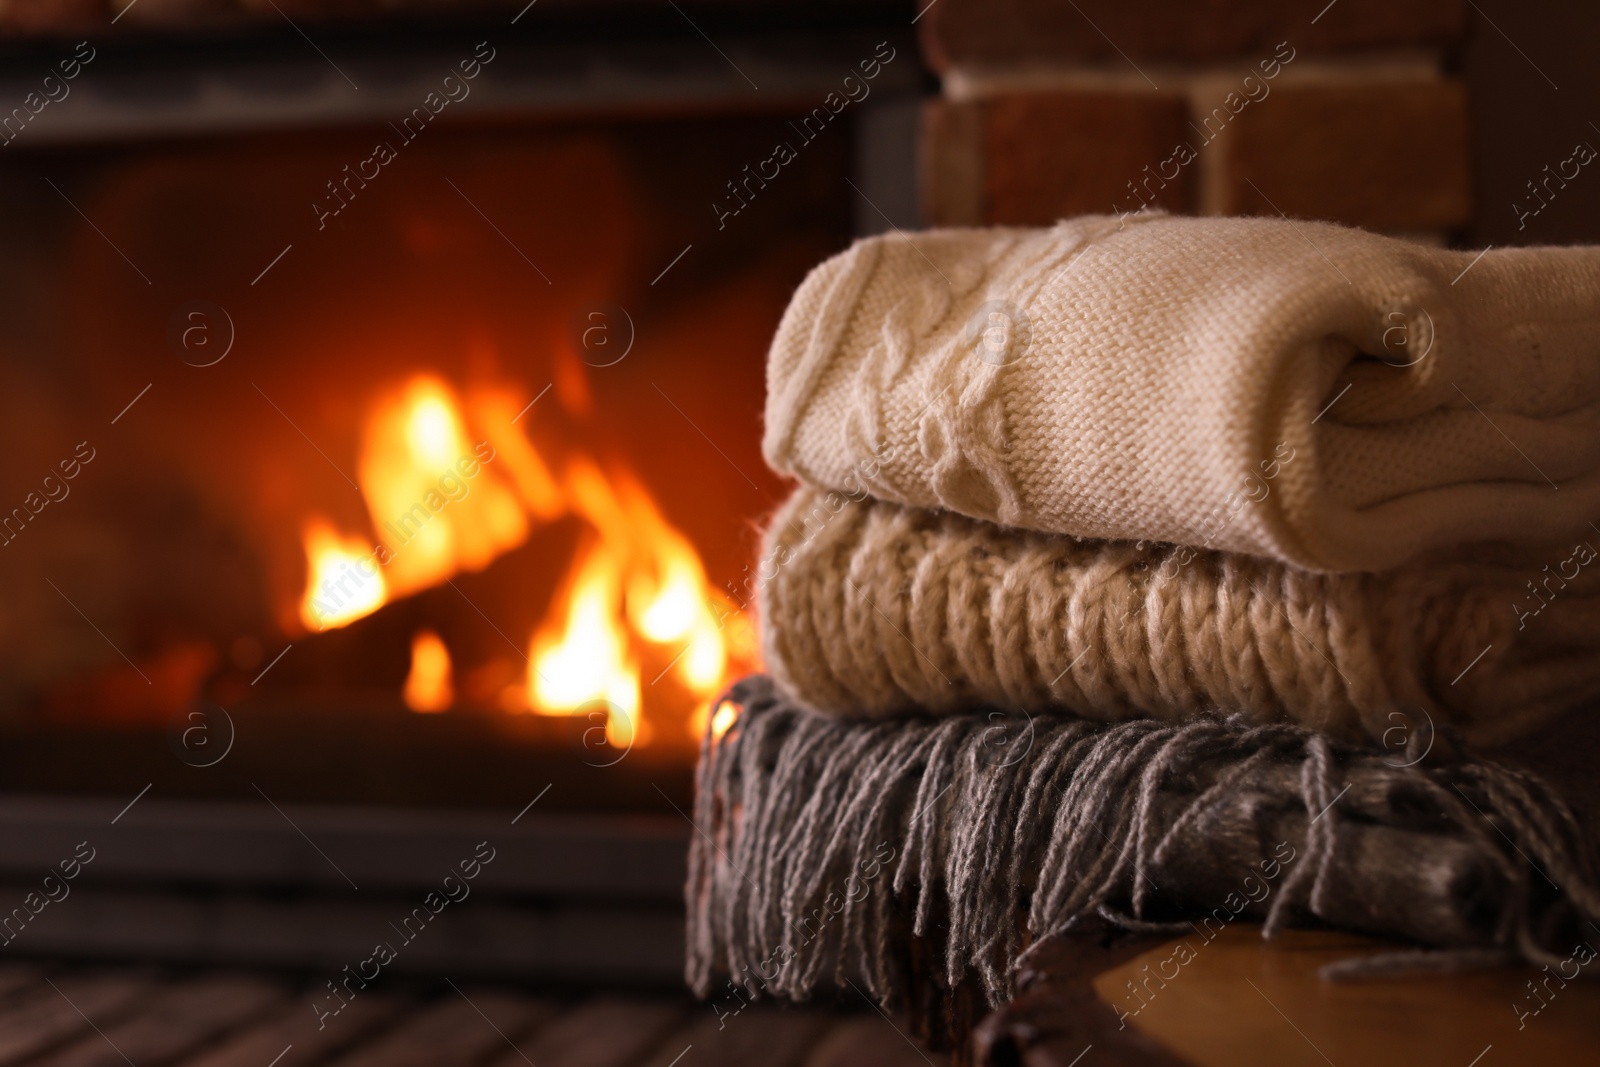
(527, 541, 643, 748)
(403, 630, 453, 713)
(521, 459, 744, 743)
(300, 518, 385, 630)
(357, 376, 527, 600)
(297, 369, 758, 742)
(468, 385, 564, 521)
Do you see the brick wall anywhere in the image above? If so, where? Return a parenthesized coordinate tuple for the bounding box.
(919, 0, 1471, 237)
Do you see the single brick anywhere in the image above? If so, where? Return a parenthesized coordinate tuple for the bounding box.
(923, 91, 1197, 226)
(1215, 79, 1471, 231)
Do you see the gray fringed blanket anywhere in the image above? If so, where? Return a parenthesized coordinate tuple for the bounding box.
(686, 676, 1600, 1012)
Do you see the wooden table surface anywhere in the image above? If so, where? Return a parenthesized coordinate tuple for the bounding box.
(975, 923, 1600, 1067)
(1096, 927, 1600, 1066)
(0, 963, 948, 1067)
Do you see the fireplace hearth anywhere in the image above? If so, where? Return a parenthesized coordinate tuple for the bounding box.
(0, 0, 924, 988)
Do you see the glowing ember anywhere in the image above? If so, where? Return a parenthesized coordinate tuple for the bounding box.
(403, 630, 453, 713)
(710, 699, 739, 739)
(689, 694, 744, 743)
(300, 518, 385, 630)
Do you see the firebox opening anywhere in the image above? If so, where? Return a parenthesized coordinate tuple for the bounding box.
(0, 110, 855, 807)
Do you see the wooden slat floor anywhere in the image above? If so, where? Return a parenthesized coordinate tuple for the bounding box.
(0, 963, 948, 1067)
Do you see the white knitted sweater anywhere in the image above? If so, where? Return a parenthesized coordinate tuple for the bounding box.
(762, 214, 1600, 572)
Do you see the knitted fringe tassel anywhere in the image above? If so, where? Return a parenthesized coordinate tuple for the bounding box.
(686, 677, 1600, 1011)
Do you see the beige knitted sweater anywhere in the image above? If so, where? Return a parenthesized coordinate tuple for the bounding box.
(759, 486, 1600, 746)
(762, 215, 1600, 573)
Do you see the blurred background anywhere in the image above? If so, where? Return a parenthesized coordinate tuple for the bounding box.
(0, 0, 1592, 1063)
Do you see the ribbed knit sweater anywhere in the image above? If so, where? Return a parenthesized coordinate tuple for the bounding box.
(759, 486, 1600, 746)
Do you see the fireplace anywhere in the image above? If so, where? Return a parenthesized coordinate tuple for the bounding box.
(3, 112, 823, 792)
(0, 1, 923, 980)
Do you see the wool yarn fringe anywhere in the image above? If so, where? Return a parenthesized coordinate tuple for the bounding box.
(686, 677, 1600, 1009)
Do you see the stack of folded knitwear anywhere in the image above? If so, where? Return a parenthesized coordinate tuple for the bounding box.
(686, 214, 1600, 1030)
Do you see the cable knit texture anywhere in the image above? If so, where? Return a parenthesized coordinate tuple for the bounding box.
(762, 214, 1600, 573)
(759, 486, 1600, 747)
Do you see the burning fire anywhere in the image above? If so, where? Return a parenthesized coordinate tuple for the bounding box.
(356, 377, 528, 599)
(299, 518, 386, 629)
(298, 371, 755, 743)
(528, 541, 642, 748)
(403, 630, 453, 713)
(524, 461, 739, 746)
